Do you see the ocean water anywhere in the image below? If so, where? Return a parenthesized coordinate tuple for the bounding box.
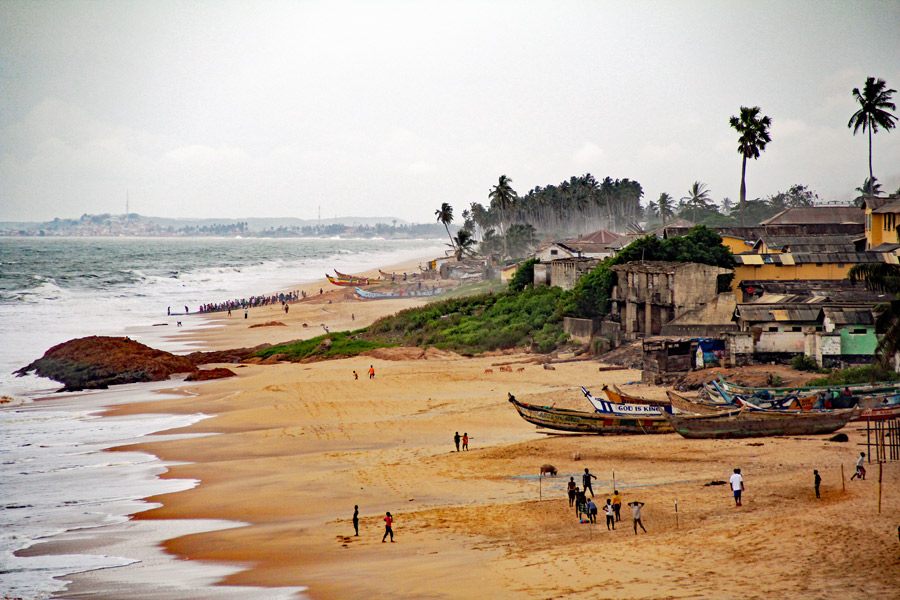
(0, 236, 445, 599)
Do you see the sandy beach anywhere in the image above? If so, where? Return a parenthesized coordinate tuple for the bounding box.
(39, 260, 900, 600)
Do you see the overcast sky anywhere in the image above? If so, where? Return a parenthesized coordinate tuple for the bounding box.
(2, 1, 899, 224)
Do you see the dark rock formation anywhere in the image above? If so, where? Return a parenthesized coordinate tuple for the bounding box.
(16, 336, 196, 392)
(185, 367, 237, 381)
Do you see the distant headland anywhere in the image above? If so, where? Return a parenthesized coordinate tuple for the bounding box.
(0, 213, 450, 239)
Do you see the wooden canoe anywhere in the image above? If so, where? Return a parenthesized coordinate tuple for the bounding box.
(716, 374, 900, 398)
(662, 407, 857, 439)
(666, 390, 740, 415)
(602, 383, 671, 406)
(581, 387, 669, 417)
(507, 393, 673, 435)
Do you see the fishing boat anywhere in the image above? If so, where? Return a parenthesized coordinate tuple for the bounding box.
(666, 390, 740, 415)
(355, 286, 444, 299)
(601, 383, 671, 406)
(662, 407, 857, 439)
(709, 380, 818, 410)
(507, 393, 673, 435)
(326, 274, 374, 286)
(716, 374, 900, 398)
(855, 402, 900, 421)
(582, 387, 670, 417)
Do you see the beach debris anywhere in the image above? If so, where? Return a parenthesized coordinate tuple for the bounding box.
(248, 321, 287, 328)
(828, 433, 850, 442)
(543, 364, 556, 370)
(540, 464, 558, 476)
(704, 480, 727, 486)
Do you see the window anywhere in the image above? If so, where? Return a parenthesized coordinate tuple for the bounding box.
(851, 328, 868, 334)
(768, 326, 778, 332)
(816, 263, 823, 267)
(837, 264, 845, 268)
(867, 214, 870, 230)
(815, 326, 823, 332)
(790, 326, 802, 332)
(550, 249, 558, 256)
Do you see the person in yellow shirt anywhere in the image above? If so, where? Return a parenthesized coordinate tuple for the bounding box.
(611, 490, 622, 522)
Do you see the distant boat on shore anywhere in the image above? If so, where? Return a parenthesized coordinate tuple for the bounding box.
(662, 407, 857, 439)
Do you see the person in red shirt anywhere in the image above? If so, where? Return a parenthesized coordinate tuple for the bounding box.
(382, 511, 394, 542)
(462, 433, 469, 451)
(368, 365, 376, 379)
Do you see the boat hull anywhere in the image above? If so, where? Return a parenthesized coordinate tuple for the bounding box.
(508, 395, 673, 435)
(602, 384, 671, 406)
(662, 409, 856, 439)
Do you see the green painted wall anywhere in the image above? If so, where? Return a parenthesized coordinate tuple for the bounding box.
(839, 327, 877, 355)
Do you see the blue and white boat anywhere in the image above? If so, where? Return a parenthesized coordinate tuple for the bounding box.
(581, 386, 671, 417)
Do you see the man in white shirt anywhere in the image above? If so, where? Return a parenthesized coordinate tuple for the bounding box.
(850, 452, 866, 481)
(730, 468, 745, 506)
(628, 501, 647, 534)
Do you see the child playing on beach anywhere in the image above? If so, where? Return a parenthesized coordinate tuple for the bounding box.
(604, 499, 615, 530)
(382, 511, 394, 542)
(567, 477, 576, 506)
(612, 489, 622, 521)
(851, 452, 866, 480)
(462, 433, 468, 450)
(628, 501, 647, 534)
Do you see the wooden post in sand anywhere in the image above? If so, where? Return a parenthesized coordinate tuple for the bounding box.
(841, 464, 845, 491)
(539, 474, 542, 501)
(878, 460, 883, 514)
(613, 470, 616, 491)
(675, 500, 679, 529)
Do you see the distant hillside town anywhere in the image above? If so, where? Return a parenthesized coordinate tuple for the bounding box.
(0, 213, 449, 238)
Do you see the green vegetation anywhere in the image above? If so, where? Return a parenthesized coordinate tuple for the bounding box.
(790, 355, 820, 372)
(508, 258, 538, 292)
(363, 285, 568, 354)
(807, 365, 900, 386)
(253, 331, 393, 361)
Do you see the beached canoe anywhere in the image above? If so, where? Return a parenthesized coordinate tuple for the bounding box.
(602, 383, 671, 406)
(582, 386, 670, 417)
(666, 390, 740, 415)
(716, 374, 900, 398)
(326, 274, 370, 286)
(662, 407, 857, 439)
(507, 393, 673, 435)
(355, 286, 444, 299)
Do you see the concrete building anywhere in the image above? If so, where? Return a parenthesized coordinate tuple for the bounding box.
(863, 195, 900, 248)
(533, 229, 620, 262)
(548, 257, 601, 291)
(609, 261, 732, 337)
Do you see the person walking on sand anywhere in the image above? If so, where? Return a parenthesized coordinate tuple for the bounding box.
(353, 505, 359, 536)
(604, 499, 615, 530)
(353, 370, 358, 380)
(368, 365, 375, 379)
(628, 501, 647, 534)
(586, 499, 597, 524)
(612, 489, 622, 522)
(730, 468, 745, 506)
(462, 433, 468, 451)
(814, 470, 822, 499)
(582, 468, 597, 498)
(574, 488, 586, 517)
(382, 512, 394, 542)
(567, 477, 577, 507)
(454, 431, 461, 452)
(851, 452, 866, 481)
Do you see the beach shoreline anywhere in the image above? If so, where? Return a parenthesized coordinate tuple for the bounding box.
(17, 256, 900, 600)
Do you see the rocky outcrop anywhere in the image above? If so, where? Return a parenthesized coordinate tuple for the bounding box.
(16, 336, 196, 392)
(185, 367, 237, 381)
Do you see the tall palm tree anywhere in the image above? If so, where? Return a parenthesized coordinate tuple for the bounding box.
(681, 182, 712, 223)
(848, 77, 897, 183)
(488, 175, 517, 235)
(435, 202, 455, 250)
(729, 106, 772, 226)
(848, 263, 900, 368)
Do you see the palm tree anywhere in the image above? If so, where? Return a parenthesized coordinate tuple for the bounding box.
(730, 106, 773, 226)
(488, 175, 517, 235)
(656, 193, 675, 224)
(681, 182, 712, 223)
(452, 229, 477, 260)
(854, 176, 883, 207)
(848, 263, 900, 368)
(435, 202, 455, 250)
(721, 197, 735, 215)
(848, 77, 897, 183)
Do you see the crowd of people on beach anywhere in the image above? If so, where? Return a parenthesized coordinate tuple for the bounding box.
(196, 289, 308, 314)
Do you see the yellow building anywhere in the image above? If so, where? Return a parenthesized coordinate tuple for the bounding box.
(863, 195, 900, 248)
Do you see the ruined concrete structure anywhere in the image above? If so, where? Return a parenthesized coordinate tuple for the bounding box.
(610, 261, 731, 337)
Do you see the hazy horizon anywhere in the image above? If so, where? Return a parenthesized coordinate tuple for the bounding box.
(2, 1, 899, 223)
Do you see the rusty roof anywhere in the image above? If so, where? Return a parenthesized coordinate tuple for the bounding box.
(760, 207, 864, 225)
